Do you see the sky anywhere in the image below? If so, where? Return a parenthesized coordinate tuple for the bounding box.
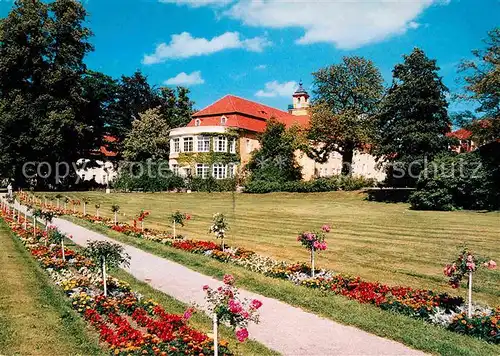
(0, 0, 498, 113)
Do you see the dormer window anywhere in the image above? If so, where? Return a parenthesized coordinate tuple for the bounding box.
(220, 116, 227, 125)
(195, 119, 201, 127)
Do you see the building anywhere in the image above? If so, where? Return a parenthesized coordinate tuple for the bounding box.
(76, 135, 118, 185)
(169, 84, 385, 181)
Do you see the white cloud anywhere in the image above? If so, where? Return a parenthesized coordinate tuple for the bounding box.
(143, 32, 271, 64)
(160, 0, 445, 49)
(255, 80, 297, 98)
(164, 71, 205, 86)
(254, 64, 267, 70)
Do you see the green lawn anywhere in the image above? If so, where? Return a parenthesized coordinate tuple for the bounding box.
(47, 191, 500, 306)
(0, 221, 104, 356)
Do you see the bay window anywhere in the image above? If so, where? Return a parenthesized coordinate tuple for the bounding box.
(214, 136, 227, 152)
(197, 136, 210, 152)
(196, 163, 210, 179)
(212, 163, 227, 179)
(183, 137, 193, 152)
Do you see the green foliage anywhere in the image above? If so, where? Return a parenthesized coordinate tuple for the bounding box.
(245, 175, 375, 194)
(170, 211, 187, 226)
(409, 150, 500, 211)
(307, 56, 384, 174)
(209, 213, 228, 240)
(177, 152, 239, 166)
(113, 160, 185, 192)
(122, 107, 170, 161)
(187, 177, 236, 192)
(111, 204, 120, 213)
(374, 48, 453, 187)
(0, 0, 95, 187)
(247, 119, 302, 183)
(83, 240, 130, 270)
(47, 228, 66, 245)
(458, 28, 499, 127)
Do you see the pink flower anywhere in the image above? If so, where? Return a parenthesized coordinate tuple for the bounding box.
(202, 285, 209, 291)
(483, 260, 497, 270)
(241, 311, 250, 319)
(236, 328, 249, 342)
(321, 224, 331, 233)
(223, 274, 235, 286)
(296, 235, 301, 241)
(313, 241, 321, 249)
(466, 261, 476, 271)
(228, 299, 243, 314)
(250, 299, 262, 310)
(186, 214, 191, 220)
(183, 308, 194, 320)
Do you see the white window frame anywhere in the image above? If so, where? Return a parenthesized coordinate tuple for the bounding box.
(229, 138, 236, 154)
(214, 136, 227, 152)
(196, 163, 210, 179)
(172, 138, 180, 153)
(197, 136, 210, 152)
(212, 163, 227, 179)
(183, 137, 194, 152)
(220, 115, 227, 125)
(171, 164, 179, 175)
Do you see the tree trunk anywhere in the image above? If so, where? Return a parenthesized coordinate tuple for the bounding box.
(341, 145, 354, 176)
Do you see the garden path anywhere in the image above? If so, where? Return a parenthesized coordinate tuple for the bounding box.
(55, 217, 427, 356)
(12, 198, 424, 356)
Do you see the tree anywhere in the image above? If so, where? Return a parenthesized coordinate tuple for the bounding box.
(0, 0, 98, 188)
(247, 119, 302, 183)
(458, 27, 500, 142)
(374, 48, 452, 187)
(83, 240, 130, 296)
(122, 107, 170, 161)
(111, 204, 120, 225)
(306, 57, 384, 175)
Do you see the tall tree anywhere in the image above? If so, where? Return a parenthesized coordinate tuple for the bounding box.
(122, 107, 170, 161)
(0, 0, 96, 188)
(374, 48, 452, 187)
(247, 119, 302, 183)
(306, 56, 384, 175)
(458, 27, 500, 142)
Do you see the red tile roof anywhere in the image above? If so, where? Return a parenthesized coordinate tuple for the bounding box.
(100, 135, 118, 157)
(447, 128, 472, 140)
(189, 94, 309, 132)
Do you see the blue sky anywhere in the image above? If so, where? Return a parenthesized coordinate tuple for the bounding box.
(1, 0, 498, 113)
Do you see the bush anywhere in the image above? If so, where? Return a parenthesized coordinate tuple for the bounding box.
(113, 161, 185, 192)
(410, 150, 500, 211)
(244, 175, 375, 194)
(187, 177, 237, 192)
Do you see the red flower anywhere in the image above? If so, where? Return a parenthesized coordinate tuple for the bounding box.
(250, 299, 262, 310)
(223, 274, 235, 286)
(235, 328, 248, 342)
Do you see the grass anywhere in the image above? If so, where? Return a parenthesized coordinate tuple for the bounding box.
(46, 191, 500, 305)
(0, 220, 104, 356)
(62, 238, 278, 356)
(65, 216, 500, 356)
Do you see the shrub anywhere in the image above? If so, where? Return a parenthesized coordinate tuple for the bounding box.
(410, 150, 500, 211)
(113, 161, 185, 192)
(187, 177, 237, 192)
(244, 175, 375, 194)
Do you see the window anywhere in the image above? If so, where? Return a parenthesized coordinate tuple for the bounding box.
(220, 116, 227, 125)
(171, 164, 179, 175)
(172, 138, 180, 153)
(214, 136, 227, 152)
(196, 164, 210, 179)
(183, 137, 193, 152)
(228, 163, 236, 178)
(195, 119, 201, 127)
(213, 163, 227, 179)
(197, 136, 210, 152)
(229, 138, 236, 154)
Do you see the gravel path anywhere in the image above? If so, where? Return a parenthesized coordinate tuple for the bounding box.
(12, 198, 425, 355)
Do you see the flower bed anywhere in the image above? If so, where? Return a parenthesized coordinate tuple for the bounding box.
(17, 193, 500, 344)
(0, 208, 232, 355)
